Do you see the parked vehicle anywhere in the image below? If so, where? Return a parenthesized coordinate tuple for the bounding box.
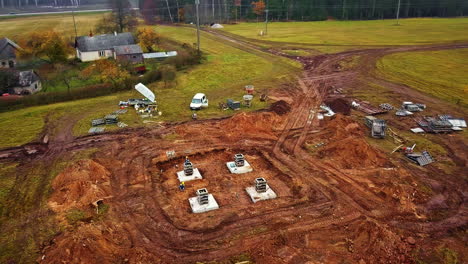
(190, 93, 209, 110)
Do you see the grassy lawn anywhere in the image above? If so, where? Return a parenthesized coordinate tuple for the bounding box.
(221, 18, 468, 46)
(376, 48, 468, 107)
(0, 12, 107, 42)
(0, 25, 300, 148)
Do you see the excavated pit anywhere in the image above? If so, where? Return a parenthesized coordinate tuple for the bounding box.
(153, 149, 331, 230)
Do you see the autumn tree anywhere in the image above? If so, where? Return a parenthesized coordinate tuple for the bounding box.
(252, 0, 266, 17)
(136, 27, 160, 53)
(82, 59, 130, 90)
(178, 7, 185, 22)
(19, 31, 73, 64)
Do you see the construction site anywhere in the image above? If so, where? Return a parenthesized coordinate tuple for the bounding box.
(1, 29, 467, 264)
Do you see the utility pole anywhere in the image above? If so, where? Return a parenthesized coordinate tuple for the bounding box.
(195, 0, 201, 53)
(212, 0, 215, 19)
(396, 0, 401, 25)
(265, 9, 269, 35)
(72, 11, 78, 39)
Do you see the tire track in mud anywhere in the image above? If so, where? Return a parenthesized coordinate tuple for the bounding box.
(7, 29, 467, 263)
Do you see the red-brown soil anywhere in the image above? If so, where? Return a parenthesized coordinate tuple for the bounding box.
(0, 34, 466, 264)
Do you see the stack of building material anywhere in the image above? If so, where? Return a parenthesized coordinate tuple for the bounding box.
(402, 102, 425, 112)
(91, 119, 106, 126)
(406, 151, 434, 166)
(379, 103, 394, 111)
(396, 109, 413, 116)
(365, 116, 386, 138)
(227, 99, 241, 110)
(439, 115, 467, 129)
(417, 117, 453, 133)
(105, 114, 119, 124)
(114, 109, 128, 115)
(88, 127, 105, 134)
(353, 100, 387, 115)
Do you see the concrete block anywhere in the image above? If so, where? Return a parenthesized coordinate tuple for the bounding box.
(189, 194, 219, 213)
(177, 168, 203, 182)
(226, 160, 253, 174)
(245, 184, 277, 203)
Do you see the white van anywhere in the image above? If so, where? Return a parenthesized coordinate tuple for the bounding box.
(190, 93, 209, 110)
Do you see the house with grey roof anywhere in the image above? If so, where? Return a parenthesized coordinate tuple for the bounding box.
(113, 44, 144, 64)
(75, 32, 138, 62)
(9, 70, 42, 95)
(0, 37, 20, 69)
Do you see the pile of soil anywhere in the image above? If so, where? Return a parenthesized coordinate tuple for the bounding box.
(317, 137, 389, 169)
(325, 98, 351, 115)
(321, 114, 365, 139)
(220, 112, 280, 140)
(48, 159, 112, 213)
(270, 100, 291, 115)
(314, 115, 388, 169)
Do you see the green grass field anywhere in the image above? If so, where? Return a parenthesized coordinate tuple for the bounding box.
(0, 24, 299, 148)
(0, 12, 106, 42)
(221, 18, 468, 46)
(219, 18, 468, 54)
(376, 48, 468, 107)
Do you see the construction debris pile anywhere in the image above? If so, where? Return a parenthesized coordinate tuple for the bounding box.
(89, 110, 128, 134)
(352, 100, 388, 115)
(399, 144, 435, 166)
(396, 101, 425, 116)
(413, 116, 467, 133)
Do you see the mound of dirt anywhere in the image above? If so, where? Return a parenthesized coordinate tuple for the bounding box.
(321, 114, 365, 139)
(325, 98, 351, 115)
(317, 137, 389, 169)
(314, 114, 388, 169)
(270, 100, 291, 115)
(48, 159, 112, 213)
(220, 112, 281, 140)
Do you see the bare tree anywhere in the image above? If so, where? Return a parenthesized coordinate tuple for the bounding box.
(165, 0, 174, 23)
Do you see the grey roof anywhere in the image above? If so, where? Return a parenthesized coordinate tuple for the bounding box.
(0, 37, 20, 60)
(114, 44, 143, 55)
(18, 70, 39, 87)
(76, 32, 135, 52)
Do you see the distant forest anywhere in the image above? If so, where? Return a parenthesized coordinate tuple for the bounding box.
(1, 0, 467, 23)
(0, 0, 107, 8)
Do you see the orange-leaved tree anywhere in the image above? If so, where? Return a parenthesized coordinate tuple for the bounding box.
(19, 31, 73, 64)
(252, 0, 266, 16)
(136, 27, 161, 53)
(82, 59, 130, 89)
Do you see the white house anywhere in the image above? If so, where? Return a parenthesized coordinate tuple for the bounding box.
(75, 32, 136, 62)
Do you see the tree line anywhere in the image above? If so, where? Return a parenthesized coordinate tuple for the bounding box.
(139, 0, 468, 24)
(0, 0, 106, 8)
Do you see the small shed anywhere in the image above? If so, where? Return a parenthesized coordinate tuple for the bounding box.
(113, 44, 144, 64)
